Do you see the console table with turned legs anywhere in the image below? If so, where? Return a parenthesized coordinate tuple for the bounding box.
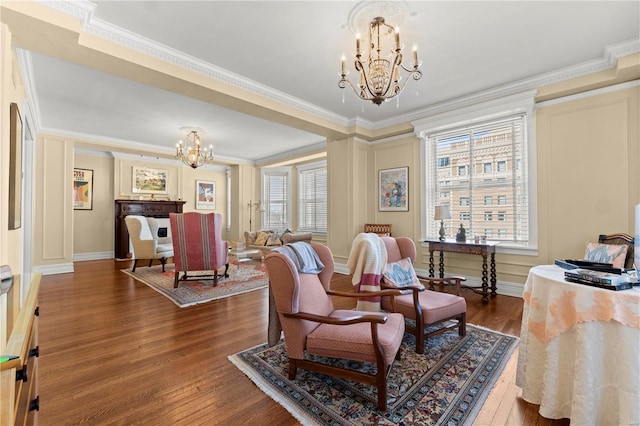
(426, 239, 499, 303)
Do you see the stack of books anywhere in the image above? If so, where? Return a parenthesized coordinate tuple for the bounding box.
(564, 268, 632, 291)
(554, 259, 622, 274)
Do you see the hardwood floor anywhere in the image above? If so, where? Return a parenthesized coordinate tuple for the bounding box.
(37, 259, 569, 425)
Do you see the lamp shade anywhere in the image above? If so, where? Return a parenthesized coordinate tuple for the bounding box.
(434, 205, 451, 221)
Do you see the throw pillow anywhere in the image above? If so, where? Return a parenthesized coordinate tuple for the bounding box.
(266, 231, 281, 246)
(279, 228, 293, 245)
(382, 258, 422, 288)
(584, 242, 628, 269)
(254, 231, 271, 246)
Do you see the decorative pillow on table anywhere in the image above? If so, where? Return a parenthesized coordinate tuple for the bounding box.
(382, 258, 422, 288)
(584, 242, 628, 268)
(253, 231, 271, 246)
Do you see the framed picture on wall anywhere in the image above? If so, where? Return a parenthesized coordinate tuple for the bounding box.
(379, 166, 409, 212)
(132, 167, 168, 194)
(8, 103, 22, 230)
(73, 168, 94, 210)
(196, 180, 215, 210)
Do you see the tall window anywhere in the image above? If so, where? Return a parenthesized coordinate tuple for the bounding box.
(262, 168, 290, 230)
(425, 114, 529, 245)
(298, 161, 327, 234)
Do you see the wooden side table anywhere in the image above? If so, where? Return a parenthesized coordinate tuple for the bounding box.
(426, 239, 498, 303)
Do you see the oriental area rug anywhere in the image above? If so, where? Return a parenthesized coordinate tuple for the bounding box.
(229, 324, 518, 426)
(122, 260, 268, 308)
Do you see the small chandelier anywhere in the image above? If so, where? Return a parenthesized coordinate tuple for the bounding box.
(339, 16, 422, 105)
(175, 129, 213, 169)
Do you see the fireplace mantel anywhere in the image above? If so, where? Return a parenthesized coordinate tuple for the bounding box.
(114, 199, 186, 259)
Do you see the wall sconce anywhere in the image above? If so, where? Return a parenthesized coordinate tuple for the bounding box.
(434, 205, 451, 241)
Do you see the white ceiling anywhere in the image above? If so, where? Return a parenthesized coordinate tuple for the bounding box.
(15, 1, 640, 164)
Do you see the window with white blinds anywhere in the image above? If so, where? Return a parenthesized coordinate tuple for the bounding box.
(425, 114, 529, 246)
(298, 161, 327, 234)
(262, 169, 290, 230)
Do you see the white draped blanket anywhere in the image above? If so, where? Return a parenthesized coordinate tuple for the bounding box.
(346, 233, 388, 312)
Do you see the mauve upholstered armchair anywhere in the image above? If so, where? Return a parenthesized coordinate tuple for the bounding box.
(124, 215, 173, 272)
(265, 243, 406, 412)
(169, 212, 229, 288)
(379, 236, 467, 355)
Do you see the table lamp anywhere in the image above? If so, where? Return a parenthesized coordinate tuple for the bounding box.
(434, 205, 451, 241)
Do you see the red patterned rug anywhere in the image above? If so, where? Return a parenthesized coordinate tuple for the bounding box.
(122, 260, 268, 307)
(229, 324, 518, 425)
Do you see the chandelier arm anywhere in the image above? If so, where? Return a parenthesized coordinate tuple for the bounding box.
(390, 69, 423, 96)
(338, 77, 373, 100)
(399, 63, 423, 76)
(348, 58, 380, 101)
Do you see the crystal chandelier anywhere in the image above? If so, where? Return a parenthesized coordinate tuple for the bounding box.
(175, 129, 213, 169)
(339, 16, 422, 105)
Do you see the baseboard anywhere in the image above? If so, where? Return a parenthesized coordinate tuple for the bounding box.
(73, 251, 115, 262)
(334, 262, 524, 298)
(33, 263, 74, 276)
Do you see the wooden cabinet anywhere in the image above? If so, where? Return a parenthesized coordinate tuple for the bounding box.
(0, 274, 40, 426)
(114, 200, 186, 259)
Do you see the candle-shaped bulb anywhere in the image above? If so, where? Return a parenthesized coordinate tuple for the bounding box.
(394, 27, 400, 49)
(356, 33, 361, 55)
(341, 55, 346, 75)
(413, 45, 418, 66)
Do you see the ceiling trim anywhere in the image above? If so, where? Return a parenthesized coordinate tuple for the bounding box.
(39, 1, 639, 135)
(255, 141, 328, 168)
(15, 49, 41, 132)
(39, 0, 352, 128)
(41, 127, 255, 166)
(536, 80, 640, 109)
(110, 151, 229, 171)
(371, 38, 640, 131)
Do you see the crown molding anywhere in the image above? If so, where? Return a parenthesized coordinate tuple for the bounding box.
(110, 151, 228, 171)
(536, 80, 640, 109)
(367, 38, 640, 130)
(15, 49, 42, 132)
(41, 127, 254, 167)
(255, 141, 327, 167)
(32, 1, 640, 137)
(38, 0, 351, 128)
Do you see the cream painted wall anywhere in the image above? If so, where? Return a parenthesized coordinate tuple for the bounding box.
(357, 84, 640, 287)
(33, 135, 75, 272)
(67, 151, 233, 259)
(326, 137, 370, 264)
(370, 136, 419, 239)
(536, 86, 639, 263)
(113, 156, 182, 201)
(73, 153, 114, 255)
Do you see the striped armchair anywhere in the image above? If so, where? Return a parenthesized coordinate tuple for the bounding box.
(169, 212, 229, 288)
